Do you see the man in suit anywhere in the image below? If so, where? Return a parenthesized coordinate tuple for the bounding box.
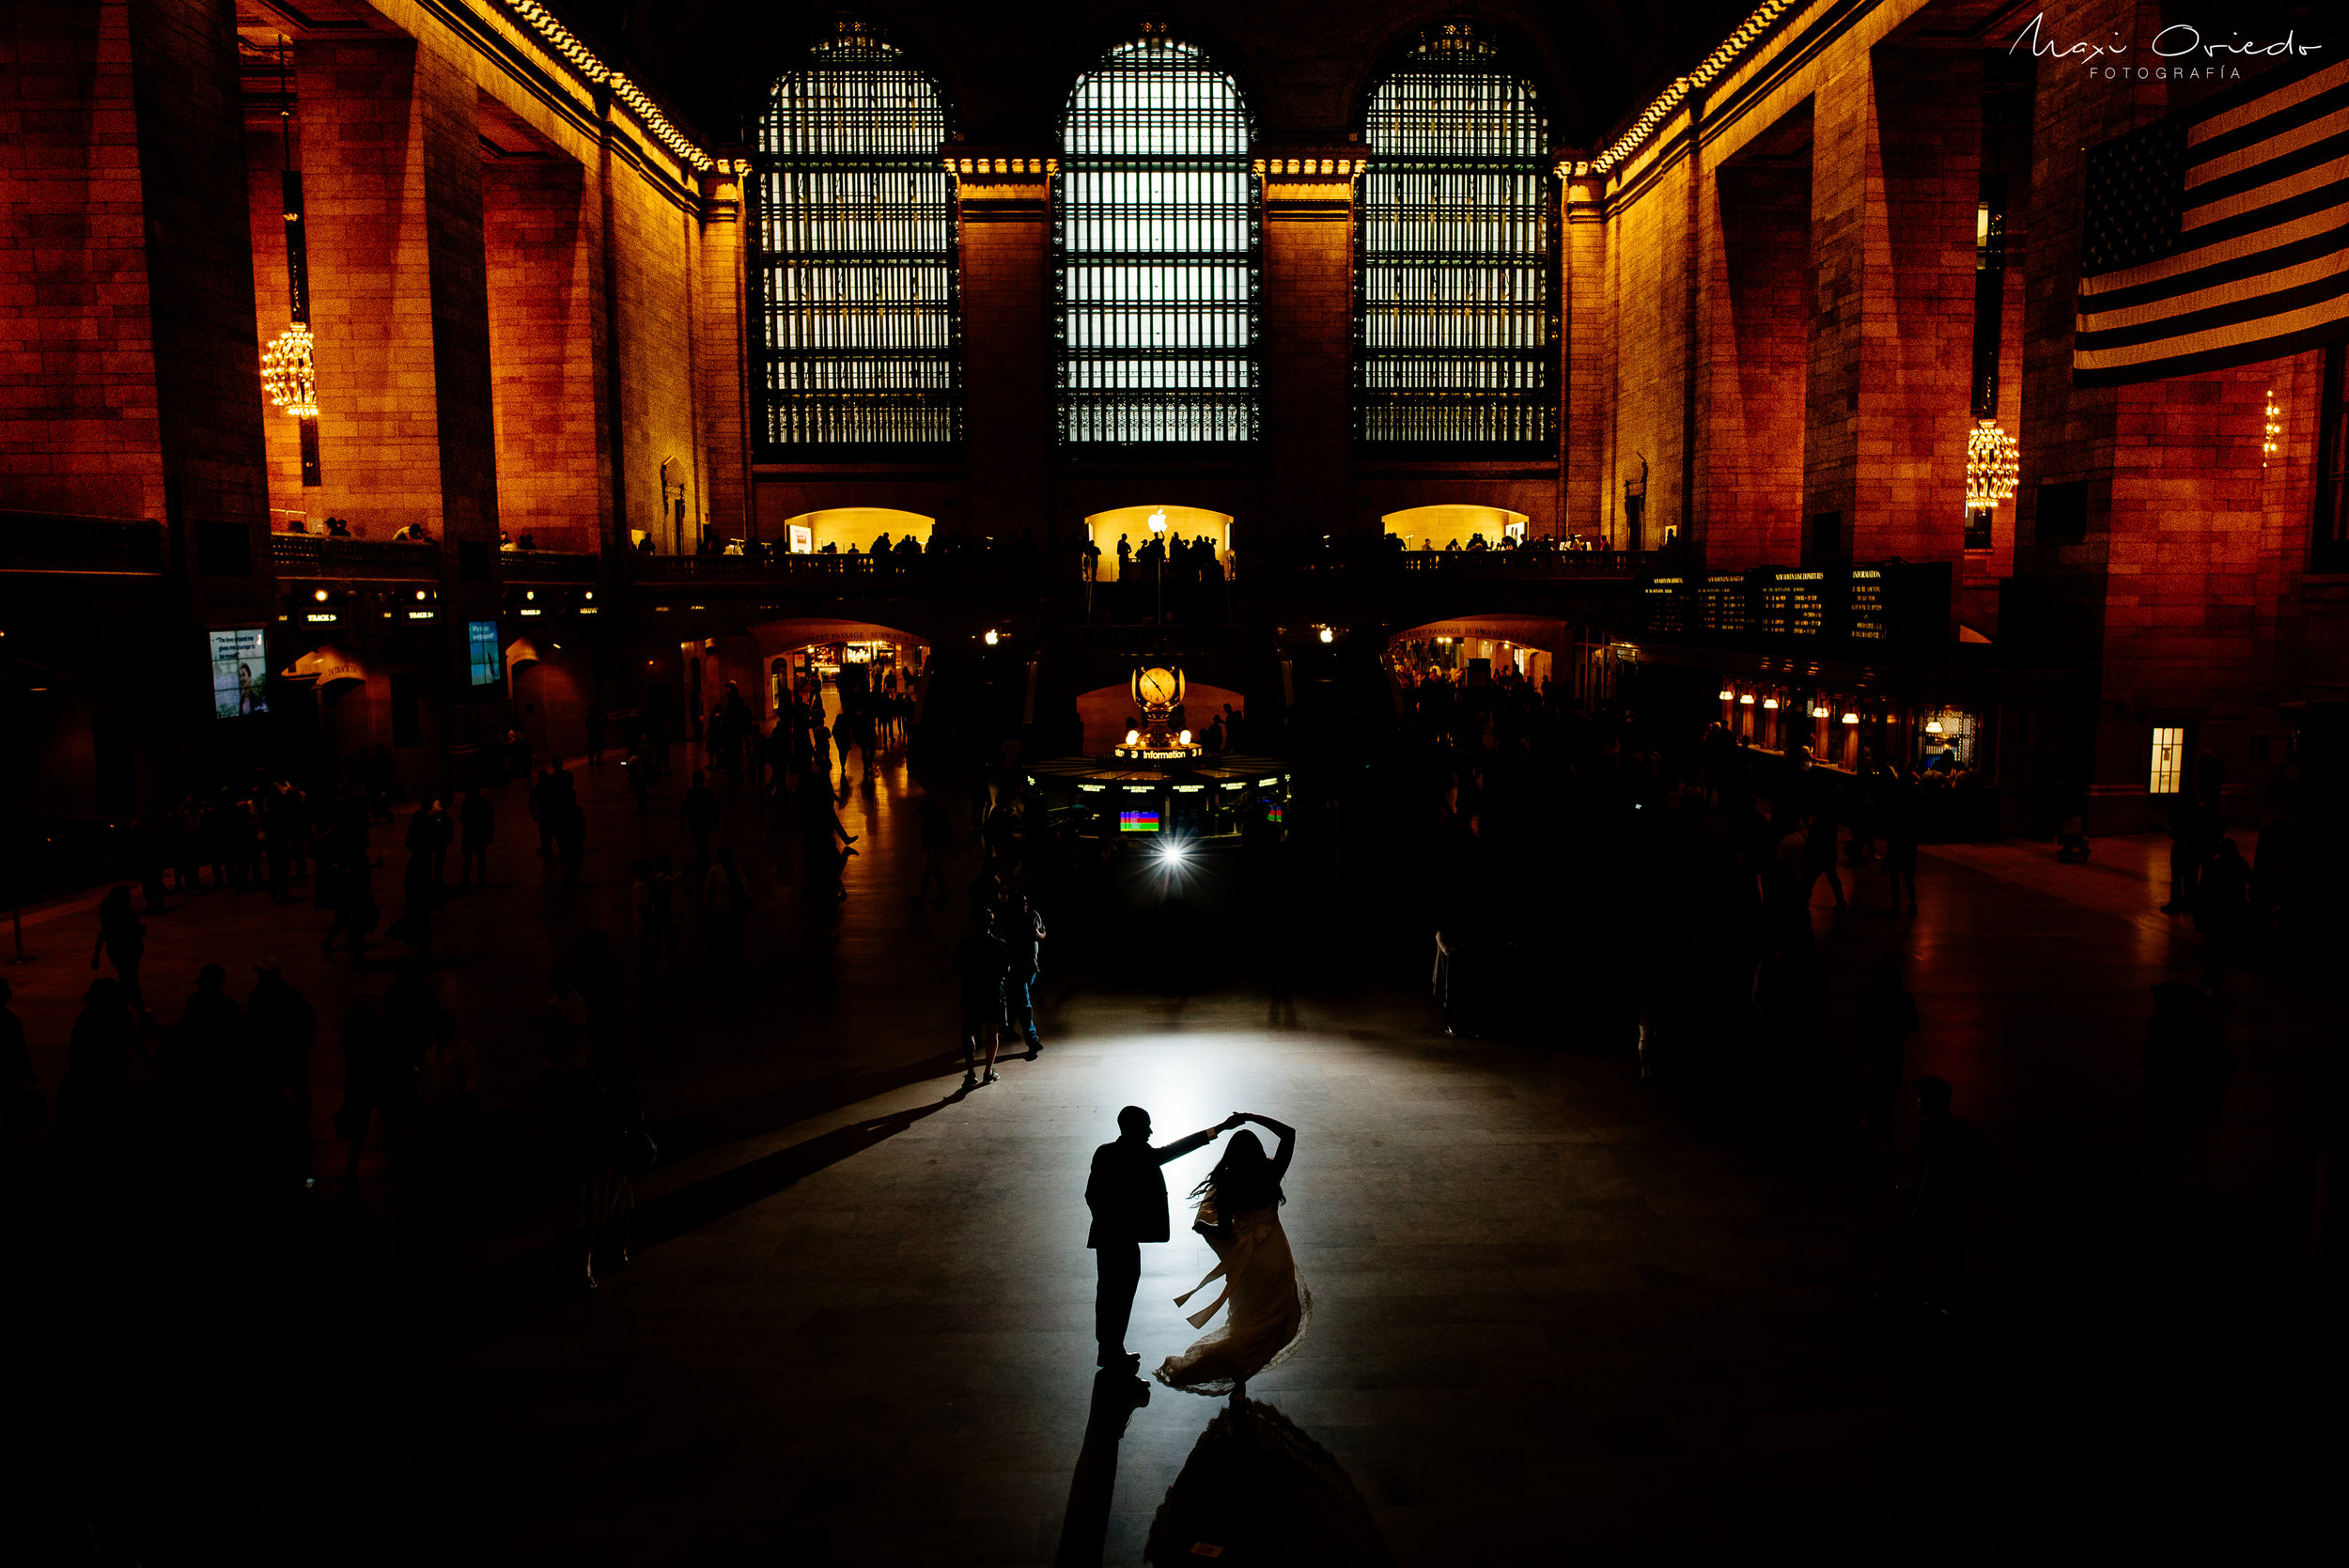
(1085, 1106, 1241, 1371)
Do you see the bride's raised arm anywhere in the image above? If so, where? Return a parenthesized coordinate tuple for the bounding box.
(1242, 1113, 1297, 1181)
(1154, 1113, 1243, 1166)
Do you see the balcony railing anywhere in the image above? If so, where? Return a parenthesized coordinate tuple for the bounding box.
(1239, 546, 1666, 582)
(499, 550, 599, 582)
(0, 511, 165, 575)
(270, 534, 440, 579)
(631, 551, 1080, 588)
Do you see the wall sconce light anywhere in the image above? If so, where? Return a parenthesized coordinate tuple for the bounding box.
(1811, 706, 1830, 719)
(1761, 697, 1779, 709)
(1718, 689, 1735, 701)
(1738, 693, 1755, 706)
(1842, 712, 1859, 724)
(2264, 391, 2281, 464)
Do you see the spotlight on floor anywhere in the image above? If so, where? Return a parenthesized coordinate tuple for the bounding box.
(1156, 840, 1189, 865)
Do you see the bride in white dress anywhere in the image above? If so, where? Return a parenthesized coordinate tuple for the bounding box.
(1155, 1112, 1309, 1402)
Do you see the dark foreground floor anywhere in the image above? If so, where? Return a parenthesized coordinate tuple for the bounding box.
(7, 750, 2337, 1563)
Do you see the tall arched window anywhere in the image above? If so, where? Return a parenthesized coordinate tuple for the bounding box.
(754, 22, 956, 449)
(1357, 25, 1553, 448)
(1057, 31, 1257, 445)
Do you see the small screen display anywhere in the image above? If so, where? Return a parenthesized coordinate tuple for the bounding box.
(209, 629, 268, 719)
(1119, 810, 1159, 833)
(467, 620, 503, 687)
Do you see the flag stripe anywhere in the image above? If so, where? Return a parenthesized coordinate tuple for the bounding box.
(2188, 58, 2349, 143)
(2081, 220, 2348, 311)
(2076, 267, 2349, 353)
(2185, 129, 2349, 205)
(2075, 299, 2349, 382)
(2074, 53, 2349, 386)
(2077, 248, 2348, 334)
(2176, 174, 2349, 241)
(2186, 78, 2349, 163)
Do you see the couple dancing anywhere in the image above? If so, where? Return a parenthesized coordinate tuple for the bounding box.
(1086, 1107, 1308, 1400)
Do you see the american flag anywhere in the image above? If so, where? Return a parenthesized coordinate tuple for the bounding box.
(2074, 54, 2348, 387)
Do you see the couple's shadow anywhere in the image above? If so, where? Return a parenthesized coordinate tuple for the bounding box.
(1055, 1372, 1392, 1567)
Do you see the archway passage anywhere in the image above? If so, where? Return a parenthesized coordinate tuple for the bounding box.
(1072, 681, 1249, 755)
(1388, 614, 1570, 692)
(782, 507, 934, 556)
(1382, 504, 1528, 551)
(743, 617, 933, 722)
(1084, 504, 1233, 582)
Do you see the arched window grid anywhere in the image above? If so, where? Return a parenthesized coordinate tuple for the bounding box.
(1054, 35, 1260, 446)
(1355, 26, 1557, 450)
(754, 23, 958, 450)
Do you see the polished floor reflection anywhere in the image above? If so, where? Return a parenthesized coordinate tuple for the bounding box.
(6, 751, 2334, 1562)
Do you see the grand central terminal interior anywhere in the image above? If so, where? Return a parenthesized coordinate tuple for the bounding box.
(4, 0, 2343, 1560)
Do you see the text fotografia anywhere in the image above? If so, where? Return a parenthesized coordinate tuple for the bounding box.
(2010, 13, 2322, 80)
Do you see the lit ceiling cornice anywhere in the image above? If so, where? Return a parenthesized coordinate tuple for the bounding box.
(503, 0, 713, 172)
(1584, 0, 1801, 176)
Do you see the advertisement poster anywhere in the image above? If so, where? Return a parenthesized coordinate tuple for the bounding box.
(209, 629, 269, 719)
(468, 620, 504, 687)
(788, 523, 813, 554)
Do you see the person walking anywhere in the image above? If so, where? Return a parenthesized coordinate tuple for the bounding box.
(458, 787, 495, 889)
(88, 886, 150, 1024)
(0, 978, 40, 1154)
(953, 909, 1010, 1090)
(1084, 1106, 1236, 1372)
(678, 769, 720, 870)
(703, 845, 749, 986)
(335, 1001, 410, 1188)
(245, 958, 317, 1116)
(1856, 960, 1921, 1150)
(911, 792, 955, 906)
(2193, 837, 2251, 993)
(1005, 895, 1047, 1058)
(1889, 1077, 1991, 1312)
(1156, 1112, 1308, 1403)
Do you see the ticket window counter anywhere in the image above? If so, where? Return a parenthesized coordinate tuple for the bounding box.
(1917, 707, 1979, 776)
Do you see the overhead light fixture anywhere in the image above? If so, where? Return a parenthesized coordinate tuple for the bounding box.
(1842, 712, 1859, 724)
(1718, 689, 1735, 701)
(1761, 697, 1779, 709)
(1811, 706, 1830, 719)
(1965, 418, 2020, 507)
(1739, 693, 1755, 706)
(1925, 719, 1945, 735)
(260, 324, 318, 420)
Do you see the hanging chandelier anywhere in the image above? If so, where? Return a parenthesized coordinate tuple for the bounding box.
(261, 323, 318, 419)
(1965, 418, 2019, 507)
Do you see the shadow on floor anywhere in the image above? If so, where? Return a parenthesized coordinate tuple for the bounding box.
(1143, 1398, 1393, 1567)
(1055, 1368, 1154, 1567)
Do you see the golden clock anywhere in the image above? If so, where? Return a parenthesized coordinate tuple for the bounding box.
(1132, 665, 1183, 708)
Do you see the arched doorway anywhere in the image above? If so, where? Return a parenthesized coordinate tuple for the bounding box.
(748, 617, 933, 722)
(782, 506, 935, 556)
(1083, 503, 1233, 582)
(1388, 615, 1569, 692)
(1382, 504, 1528, 551)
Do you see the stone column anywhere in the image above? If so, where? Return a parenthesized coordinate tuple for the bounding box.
(697, 161, 754, 539)
(484, 153, 605, 551)
(951, 152, 1054, 545)
(1256, 150, 1361, 549)
(1560, 164, 1610, 544)
(297, 35, 498, 555)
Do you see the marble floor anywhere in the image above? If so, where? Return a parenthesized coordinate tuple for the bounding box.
(7, 751, 2335, 1563)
